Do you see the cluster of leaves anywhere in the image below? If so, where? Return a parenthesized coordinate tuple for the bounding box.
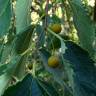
(0, 0, 96, 96)
(3, 74, 59, 96)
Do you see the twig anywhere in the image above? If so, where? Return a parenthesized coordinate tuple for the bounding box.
(94, 0, 96, 23)
(45, 0, 49, 28)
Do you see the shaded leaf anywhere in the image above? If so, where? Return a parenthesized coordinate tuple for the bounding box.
(48, 36, 61, 50)
(0, 64, 9, 76)
(64, 41, 96, 96)
(3, 74, 59, 96)
(0, 56, 21, 96)
(13, 56, 26, 79)
(36, 25, 45, 47)
(15, 25, 34, 54)
(0, 55, 21, 76)
(37, 78, 59, 96)
(2, 74, 42, 96)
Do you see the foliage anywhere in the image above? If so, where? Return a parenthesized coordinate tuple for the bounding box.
(0, 0, 96, 96)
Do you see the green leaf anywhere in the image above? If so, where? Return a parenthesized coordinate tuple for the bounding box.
(51, 15, 61, 24)
(13, 56, 26, 79)
(0, 40, 17, 63)
(36, 25, 45, 47)
(0, 55, 21, 76)
(0, 45, 4, 62)
(37, 78, 59, 96)
(15, 25, 34, 54)
(69, 0, 95, 56)
(2, 74, 42, 96)
(0, 73, 11, 95)
(3, 74, 59, 96)
(64, 41, 96, 96)
(0, 56, 21, 96)
(0, 64, 10, 76)
(15, 0, 32, 34)
(0, 0, 11, 37)
(47, 36, 61, 50)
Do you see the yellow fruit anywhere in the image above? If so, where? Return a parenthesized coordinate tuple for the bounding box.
(50, 24, 62, 34)
(48, 56, 59, 68)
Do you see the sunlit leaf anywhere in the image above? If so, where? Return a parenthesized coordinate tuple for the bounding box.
(15, 0, 32, 34)
(0, 0, 11, 37)
(69, 0, 95, 56)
